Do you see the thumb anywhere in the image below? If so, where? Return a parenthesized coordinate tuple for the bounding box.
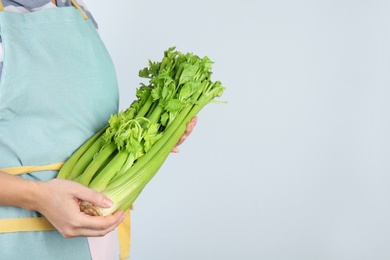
(74, 184, 113, 208)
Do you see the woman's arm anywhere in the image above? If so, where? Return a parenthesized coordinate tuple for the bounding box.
(0, 171, 125, 238)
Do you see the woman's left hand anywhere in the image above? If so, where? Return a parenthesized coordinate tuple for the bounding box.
(172, 116, 198, 153)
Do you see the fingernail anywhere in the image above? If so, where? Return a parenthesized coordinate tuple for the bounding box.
(103, 198, 113, 207)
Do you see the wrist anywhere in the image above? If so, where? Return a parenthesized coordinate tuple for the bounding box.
(0, 171, 45, 211)
(18, 180, 43, 212)
(25, 180, 46, 212)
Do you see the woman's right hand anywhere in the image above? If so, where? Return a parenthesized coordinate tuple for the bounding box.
(32, 178, 125, 238)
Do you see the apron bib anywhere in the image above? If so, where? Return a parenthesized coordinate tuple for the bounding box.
(0, 2, 129, 259)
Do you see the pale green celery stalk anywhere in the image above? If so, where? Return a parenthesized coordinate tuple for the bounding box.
(94, 145, 137, 190)
(147, 101, 164, 124)
(174, 64, 185, 84)
(88, 149, 130, 192)
(66, 140, 102, 180)
(114, 153, 136, 177)
(57, 127, 107, 180)
(134, 92, 154, 118)
(59, 132, 105, 181)
(76, 142, 117, 187)
(144, 100, 158, 118)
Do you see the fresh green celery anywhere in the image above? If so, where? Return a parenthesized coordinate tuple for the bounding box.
(57, 47, 225, 216)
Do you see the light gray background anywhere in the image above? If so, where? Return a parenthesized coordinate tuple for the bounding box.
(88, 1, 390, 259)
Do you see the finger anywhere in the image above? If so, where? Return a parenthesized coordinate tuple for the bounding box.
(76, 210, 125, 234)
(175, 118, 195, 146)
(185, 117, 197, 134)
(172, 116, 198, 152)
(72, 183, 113, 208)
(176, 135, 188, 147)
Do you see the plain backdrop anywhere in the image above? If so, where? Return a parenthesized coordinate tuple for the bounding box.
(87, 1, 390, 259)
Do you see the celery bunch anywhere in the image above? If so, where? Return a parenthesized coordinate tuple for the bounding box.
(57, 47, 225, 216)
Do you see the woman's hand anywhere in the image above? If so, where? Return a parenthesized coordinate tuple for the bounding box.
(33, 178, 125, 238)
(172, 116, 198, 153)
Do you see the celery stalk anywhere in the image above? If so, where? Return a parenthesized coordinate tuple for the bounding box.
(77, 142, 117, 186)
(88, 150, 129, 192)
(57, 127, 106, 180)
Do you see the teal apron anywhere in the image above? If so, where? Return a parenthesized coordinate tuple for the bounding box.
(0, 2, 119, 259)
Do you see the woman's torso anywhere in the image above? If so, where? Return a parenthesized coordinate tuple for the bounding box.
(0, 2, 119, 259)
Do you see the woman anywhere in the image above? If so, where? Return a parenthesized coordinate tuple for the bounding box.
(0, 1, 196, 259)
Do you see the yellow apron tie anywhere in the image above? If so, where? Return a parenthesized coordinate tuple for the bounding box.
(118, 209, 131, 260)
(0, 163, 131, 260)
(1, 162, 64, 175)
(0, 217, 56, 232)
